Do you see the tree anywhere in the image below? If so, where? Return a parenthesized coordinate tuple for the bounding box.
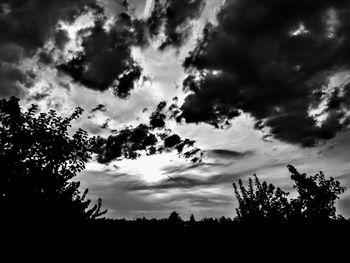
(233, 165, 346, 224)
(0, 97, 106, 223)
(233, 175, 290, 223)
(288, 165, 346, 223)
(189, 214, 196, 224)
(168, 211, 183, 225)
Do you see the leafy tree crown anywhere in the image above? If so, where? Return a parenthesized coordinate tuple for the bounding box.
(0, 97, 106, 222)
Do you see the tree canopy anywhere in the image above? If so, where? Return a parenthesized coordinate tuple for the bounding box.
(0, 97, 106, 223)
(233, 165, 346, 224)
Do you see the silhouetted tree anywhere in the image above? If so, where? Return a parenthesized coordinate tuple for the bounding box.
(233, 175, 291, 223)
(168, 211, 183, 225)
(0, 97, 106, 223)
(189, 214, 196, 224)
(288, 165, 346, 223)
(233, 165, 346, 224)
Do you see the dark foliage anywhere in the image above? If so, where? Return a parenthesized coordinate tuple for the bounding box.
(0, 97, 106, 223)
(288, 164, 346, 222)
(233, 165, 346, 224)
(233, 175, 291, 223)
(168, 211, 183, 226)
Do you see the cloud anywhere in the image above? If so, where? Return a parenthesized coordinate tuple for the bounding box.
(128, 169, 256, 191)
(149, 101, 167, 129)
(0, 0, 148, 99)
(206, 149, 254, 159)
(91, 104, 107, 113)
(181, 0, 350, 147)
(0, 0, 206, 98)
(162, 161, 227, 176)
(92, 102, 202, 163)
(92, 124, 158, 163)
(59, 0, 207, 94)
(0, 0, 97, 97)
(0, 63, 30, 97)
(58, 12, 147, 98)
(147, 0, 206, 49)
(80, 169, 233, 218)
(0, 0, 95, 54)
(93, 127, 202, 164)
(189, 196, 232, 208)
(54, 29, 70, 50)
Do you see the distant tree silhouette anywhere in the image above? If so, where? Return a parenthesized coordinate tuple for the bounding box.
(189, 214, 196, 224)
(233, 165, 346, 224)
(168, 211, 183, 225)
(0, 97, 106, 223)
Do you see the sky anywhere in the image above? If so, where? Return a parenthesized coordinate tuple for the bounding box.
(1, 0, 350, 220)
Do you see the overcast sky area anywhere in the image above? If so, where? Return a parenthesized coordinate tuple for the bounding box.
(1, 0, 350, 219)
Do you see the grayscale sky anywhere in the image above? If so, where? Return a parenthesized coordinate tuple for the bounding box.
(1, 0, 350, 219)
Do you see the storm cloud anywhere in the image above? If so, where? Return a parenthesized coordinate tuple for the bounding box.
(181, 0, 350, 147)
(0, 0, 97, 97)
(58, 0, 207, 96)
(58, 12, 147, 98)
(0, 0, 207, 98)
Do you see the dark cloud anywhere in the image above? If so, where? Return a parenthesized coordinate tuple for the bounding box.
(58, 12, 147, 97)
(54, 29, 70, 50)
(121, 0, 129, 9)
(0, 0, 94, 53)
(163, 134, 201, 162)
(93, 126, 201, 164)
(164, 134, 181, 148)
(92, 101, 202, 163)
(0, 63, 28, 97)
(91, 104, 107, 113)
(114, 63, 142, 98)
(0, 0, 97, 97)
(100, 118, 111, 129)
(28, 91, 51, 101)
(0, 0, 207, 97)
(147, 0, 205, 49)
(92, 124, 158, 163)
(162, 162, 227, 176)
(38, 51, 54, 65)
(0, 0, 147, 98)
(149, 101, 167, 129)
(181, 0, 350, 147)
(207, 149, 254, 159)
